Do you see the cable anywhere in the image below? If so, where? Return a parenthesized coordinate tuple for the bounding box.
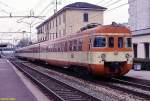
(105, 0, 124, 7)
(106, 2, 128, 12)
(106, 0, 136, 12)
(60, 0, 135, 26)
(38, 2, 54, 16)
(40, 0, 63, 16)
(0, 1, 11, 8)
(96, 0, 106, 4)
(101, 0, 115, 6)
(32, 0, 43, 10)
(32, 0, 63, 27)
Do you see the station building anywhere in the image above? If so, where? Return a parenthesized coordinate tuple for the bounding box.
(129, 0, 150, 60)
(36, 2, 106, 42)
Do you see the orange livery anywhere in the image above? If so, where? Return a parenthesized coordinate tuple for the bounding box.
(15, 23, 133, 77)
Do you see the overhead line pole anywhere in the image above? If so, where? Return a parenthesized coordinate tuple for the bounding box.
(55, 0, 58, 38)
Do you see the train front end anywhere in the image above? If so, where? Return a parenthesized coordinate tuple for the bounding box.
(89, 25, 133, 77)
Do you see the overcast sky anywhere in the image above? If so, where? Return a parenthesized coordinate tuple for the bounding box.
(0, 0, 128, 44)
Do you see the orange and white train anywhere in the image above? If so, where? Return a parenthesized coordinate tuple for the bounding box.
(15, 23, 133, 77)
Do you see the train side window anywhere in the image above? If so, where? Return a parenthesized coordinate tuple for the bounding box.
(52, 44, 54, 52)
(58, 44, 59, 52)
(64, 42, 67, 52)
(69, 41, 73, 51)
(54, 44, 57, 52)
(78, 39, 83, 51)
(61, 43, 64, 52)
(126, 38, 132, 48)
(73, 40, 77, 51)
(118, 37, 123, 48)
(108, 37, 114, 48)
(62, 42, 64, 52)
(93, 37, 106, 47)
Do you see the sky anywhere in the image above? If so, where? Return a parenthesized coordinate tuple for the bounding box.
(0, 0, 129, 44)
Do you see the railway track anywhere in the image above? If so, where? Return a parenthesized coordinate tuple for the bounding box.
(10, 58, 150, 100)
(93, 77, 150, 100)
(111, 77, 150, 91)
(10, 60, 101, 101)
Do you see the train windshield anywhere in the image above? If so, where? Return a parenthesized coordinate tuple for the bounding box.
(126, 38, 132, 48)
(93, 36, 106, 47)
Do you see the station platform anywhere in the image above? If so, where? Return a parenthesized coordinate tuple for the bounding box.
(125, 69, 150, 81)
(0, 59, 37, 101)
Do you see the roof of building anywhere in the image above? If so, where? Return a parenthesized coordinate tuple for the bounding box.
(37, 2, 107, 29)
(65, 2, 106, 10)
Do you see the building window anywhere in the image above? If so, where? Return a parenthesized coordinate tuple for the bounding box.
(53, 20, 54, 28)
(83, 13, 88, 22)
(63, 29, 66, 36)
(49, 22, 51, 29)
(63, 13, 66, 23)
(46, 23, 49, 33)
(59, 30, 61, 37)
(59, 15, 61, 25)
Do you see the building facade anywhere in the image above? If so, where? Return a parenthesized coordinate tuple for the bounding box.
(129, 0, 150, 59)
(36, 2, 106, 42)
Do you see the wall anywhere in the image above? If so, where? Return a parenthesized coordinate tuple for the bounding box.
(66, 9, 104, 34)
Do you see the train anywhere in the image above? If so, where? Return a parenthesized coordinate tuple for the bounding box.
(15, 23, 133, 77)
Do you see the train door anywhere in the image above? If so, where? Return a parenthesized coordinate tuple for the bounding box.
(88, 36, 93, 66)
(68, 39, 77, 65)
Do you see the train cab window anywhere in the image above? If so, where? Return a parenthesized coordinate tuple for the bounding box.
(93, 37, 106, 47)
(118, 37, 123, 48)
(126, 38, 132, 48)
(108, 37, 114, 48)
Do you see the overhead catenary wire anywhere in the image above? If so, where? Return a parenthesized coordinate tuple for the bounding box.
(33, 0, 131, 30)
(32, 0, 44, 11)
(101, 0, 115, 6)
(32, 0, 63, 27)
(105, 0, 124, 7)
(61, 0, 135, 26)
(0, 1, 11, 8)
(96, 0, 106, 5)
(106, 0, 136, 12)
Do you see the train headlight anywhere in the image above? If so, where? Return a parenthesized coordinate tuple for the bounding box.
(101, 54, 106, 60)
(125, 53, 130, 58)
